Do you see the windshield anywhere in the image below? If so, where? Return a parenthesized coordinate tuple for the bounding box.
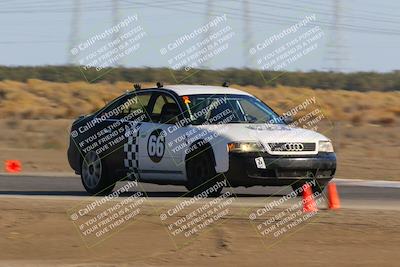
(183, 94, 283, 125)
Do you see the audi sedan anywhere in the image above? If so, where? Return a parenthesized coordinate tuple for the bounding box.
(67, 83, 336, 195)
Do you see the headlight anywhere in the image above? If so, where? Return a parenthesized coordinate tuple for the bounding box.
(227, 142, 265, 153)
(318, 141, 334, 152)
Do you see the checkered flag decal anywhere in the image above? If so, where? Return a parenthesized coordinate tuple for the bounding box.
(124, 123, 142, 180)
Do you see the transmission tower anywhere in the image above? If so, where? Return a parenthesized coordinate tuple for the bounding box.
(202, 0, 214, 69)
(325, 0, 347, 72)
(68, 0, 82, 64)
(112, 0, 122, 66)
(242, 0, 253, 68)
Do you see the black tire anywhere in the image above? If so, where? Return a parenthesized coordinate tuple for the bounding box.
(185, 150, 223, 197)
(81, 151, 115, 195)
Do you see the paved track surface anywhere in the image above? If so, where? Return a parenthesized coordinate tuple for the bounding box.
(0, 174, 399, 210)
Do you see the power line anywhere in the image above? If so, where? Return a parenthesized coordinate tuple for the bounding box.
(183, 0, 400, 36)
(2, 0, 400, 36)
(288, 0, 400, 19)
(0, 0, 190, 13)
(0, 0, 111, 9)
(0, 0, 200, 11)
(2, 0, 400, 50)
(251, 0, 400, 25)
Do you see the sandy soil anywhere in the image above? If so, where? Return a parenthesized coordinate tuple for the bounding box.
(0, 197, 399, 266)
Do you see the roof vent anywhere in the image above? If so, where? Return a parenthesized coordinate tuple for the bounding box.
(156, 82, 163, 88)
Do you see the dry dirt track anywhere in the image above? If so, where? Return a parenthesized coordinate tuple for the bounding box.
(0, 175, 399, 267)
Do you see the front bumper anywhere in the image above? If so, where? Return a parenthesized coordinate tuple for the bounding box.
(224, 152, 336, 187)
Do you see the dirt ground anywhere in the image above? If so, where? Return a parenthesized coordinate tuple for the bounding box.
(0, 197, 399, 267)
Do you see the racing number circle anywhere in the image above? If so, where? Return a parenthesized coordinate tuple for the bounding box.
(147, 129, 165, 163)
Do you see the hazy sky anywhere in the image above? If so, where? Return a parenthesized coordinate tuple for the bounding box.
(0, 0, 399, 72)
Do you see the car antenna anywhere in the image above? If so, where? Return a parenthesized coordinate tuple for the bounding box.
(222, 81, 230, 87)
(133, 83, 141, 90)
(156, 82, 163, 88)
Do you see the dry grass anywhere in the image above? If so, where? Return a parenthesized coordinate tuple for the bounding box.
(237, 85, 400, 126)
(0, 79, 399, 126)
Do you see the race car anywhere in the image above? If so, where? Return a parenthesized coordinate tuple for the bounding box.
(67, 83, 336, 195)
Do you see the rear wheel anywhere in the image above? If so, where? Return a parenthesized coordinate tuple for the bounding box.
(185, 150, 223, 197)
(81, 151, 115, 195)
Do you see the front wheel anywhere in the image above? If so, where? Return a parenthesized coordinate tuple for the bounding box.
(185, 151, 223, 197)
(81, 151, 115, 195)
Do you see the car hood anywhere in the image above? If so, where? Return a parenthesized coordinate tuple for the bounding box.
(196, 123, 329, 143)
(193, 123, 330, 155)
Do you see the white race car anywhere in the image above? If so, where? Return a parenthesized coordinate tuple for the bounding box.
(68, 83, 336, 195)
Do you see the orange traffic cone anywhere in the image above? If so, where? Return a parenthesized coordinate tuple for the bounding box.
(327, 182, 341, 210)
(5, 160, 22, 173)
(302, 183, 318, 212)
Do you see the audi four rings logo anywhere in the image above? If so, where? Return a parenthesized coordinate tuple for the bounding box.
(283, 143, 304, 151)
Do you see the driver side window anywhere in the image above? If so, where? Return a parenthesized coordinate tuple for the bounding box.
(149, 93, 181, 124)
(119, 92, 152, 122)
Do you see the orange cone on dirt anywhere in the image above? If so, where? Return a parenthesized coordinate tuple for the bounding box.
(302, 183, 318, 212)
(5, 160, 22, 173)
(327, 182, 341, 210)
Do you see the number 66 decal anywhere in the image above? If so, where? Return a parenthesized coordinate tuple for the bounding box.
(147, 129, 165, 163)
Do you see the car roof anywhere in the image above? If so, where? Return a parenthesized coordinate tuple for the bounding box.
(162, 84, 252, 96)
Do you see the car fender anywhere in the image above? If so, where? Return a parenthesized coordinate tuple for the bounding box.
(182, 125, 230, 174)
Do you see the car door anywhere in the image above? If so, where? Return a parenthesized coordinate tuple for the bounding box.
(136, 91, 187, 183)
(112, 91, 153, 180)
(84, 93, 142, 180)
